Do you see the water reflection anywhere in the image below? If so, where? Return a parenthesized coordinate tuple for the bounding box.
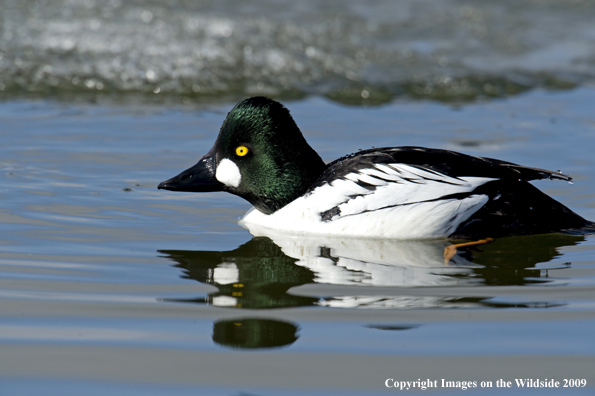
(161, 237, 317, 309)
(159, 232, 584, 310)
(213, 318, 299, 349)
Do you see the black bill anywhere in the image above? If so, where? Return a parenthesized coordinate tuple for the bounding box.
(158, 153, 224, 192)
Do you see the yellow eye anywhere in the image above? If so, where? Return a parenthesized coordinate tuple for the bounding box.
(235, 146, 249, 156)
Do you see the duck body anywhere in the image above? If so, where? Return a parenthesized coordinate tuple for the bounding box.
(159, 97, 594, 240)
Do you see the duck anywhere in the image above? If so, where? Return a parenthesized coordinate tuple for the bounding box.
(158, 96, 594, 241)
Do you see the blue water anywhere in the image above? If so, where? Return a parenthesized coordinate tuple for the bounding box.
(2, 89, 595, 395)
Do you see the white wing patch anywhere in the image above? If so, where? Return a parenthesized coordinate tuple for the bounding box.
(321, 163, 494, 220)
(240, 163, 496, 239)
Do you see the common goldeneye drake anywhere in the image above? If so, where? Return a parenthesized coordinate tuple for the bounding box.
(158, 96, 594, 240)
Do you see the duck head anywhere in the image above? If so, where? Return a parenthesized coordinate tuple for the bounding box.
(158, 97, 326, 214)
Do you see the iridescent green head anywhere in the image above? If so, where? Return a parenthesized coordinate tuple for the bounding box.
(158, 97, 326, 214)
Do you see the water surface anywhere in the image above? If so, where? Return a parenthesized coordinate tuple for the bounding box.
(2, 88, 595, 395)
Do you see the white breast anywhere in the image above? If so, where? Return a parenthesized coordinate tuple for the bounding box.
(240, 163, 495, 239)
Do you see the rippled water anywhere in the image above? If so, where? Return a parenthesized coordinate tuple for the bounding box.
(2, 88, 595, 395)
(2, 1, 595, 395)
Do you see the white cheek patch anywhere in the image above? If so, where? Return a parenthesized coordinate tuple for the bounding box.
(215, 158, 242, 188)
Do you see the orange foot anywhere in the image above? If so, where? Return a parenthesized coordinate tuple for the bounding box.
(443, 238, 495, 264)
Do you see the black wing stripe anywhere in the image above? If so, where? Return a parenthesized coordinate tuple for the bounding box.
(321, 191, 484, 222)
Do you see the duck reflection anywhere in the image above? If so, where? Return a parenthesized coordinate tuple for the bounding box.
(213, 318, 299, 349)
(159, 232, 584, 310)
(160, 237, 318, 309)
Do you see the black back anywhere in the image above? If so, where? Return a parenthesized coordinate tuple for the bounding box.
(310, 146, 570, 191)
(309, 146, 593, 239)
